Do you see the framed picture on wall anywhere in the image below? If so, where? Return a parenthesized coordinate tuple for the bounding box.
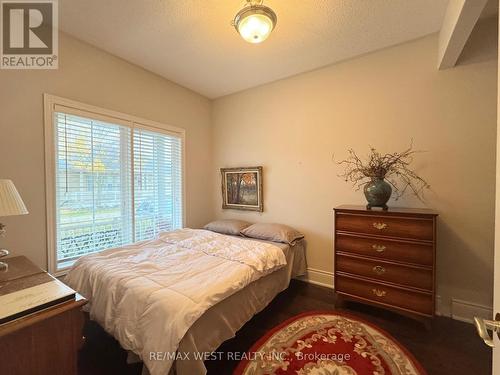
(221, 166, 263, 212)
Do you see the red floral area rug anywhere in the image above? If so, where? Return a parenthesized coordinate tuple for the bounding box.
(234, 311, 427, 375)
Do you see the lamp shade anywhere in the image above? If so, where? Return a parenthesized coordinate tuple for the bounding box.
(0, 180, 28, 217)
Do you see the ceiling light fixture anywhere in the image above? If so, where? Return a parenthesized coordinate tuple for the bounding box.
(233, 0, 277, 44)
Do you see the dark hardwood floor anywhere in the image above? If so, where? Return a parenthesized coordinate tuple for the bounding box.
(78, 280, 492, 375)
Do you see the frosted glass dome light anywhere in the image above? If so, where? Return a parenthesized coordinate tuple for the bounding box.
(233, 1, 277, 44)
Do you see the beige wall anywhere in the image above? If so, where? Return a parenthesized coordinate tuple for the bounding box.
(212, 20, 498, 312)
(0, 32, 213, 270)
(0, 19, 497, 316)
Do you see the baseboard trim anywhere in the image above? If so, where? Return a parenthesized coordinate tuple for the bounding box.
(435, 295, 492, 323)
(450, 298, 493, 323)
(298, 267, 334, 289)
(298, 271, 492, 324)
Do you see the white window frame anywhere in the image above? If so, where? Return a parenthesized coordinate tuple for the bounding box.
(44, 94, 186, 275)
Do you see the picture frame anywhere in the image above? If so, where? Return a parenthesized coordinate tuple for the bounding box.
(221, 166, 263, 212)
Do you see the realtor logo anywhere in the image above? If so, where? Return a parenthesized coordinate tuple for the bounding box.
(1, 0, 58, 69)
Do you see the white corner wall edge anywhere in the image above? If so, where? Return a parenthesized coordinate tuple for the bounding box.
(438, 0, 489, 69)
(297, 269, 492, 324)
(493, 4, 500, 372)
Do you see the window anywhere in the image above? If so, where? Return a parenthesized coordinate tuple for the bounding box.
(45, 95, 184, 274)
(133, 128, 182, 241)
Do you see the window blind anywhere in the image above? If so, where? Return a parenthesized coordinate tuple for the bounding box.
(53, 111, 183, 270)
(133, 128, 183, 241)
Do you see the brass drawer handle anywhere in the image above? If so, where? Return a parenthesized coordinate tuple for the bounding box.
(372, 244, 386, 252)
(372, 288, 387, 297)
(372, 265, 386, 275)
(373, 222, 388, 230)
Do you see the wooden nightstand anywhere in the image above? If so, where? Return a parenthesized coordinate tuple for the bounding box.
(334, 205, 438, 321)
(0, 257, 87, 375)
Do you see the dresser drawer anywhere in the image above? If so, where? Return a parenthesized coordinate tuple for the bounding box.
(336, 254, 433, 290)
(336, 274, 433, 316)
(336, 213, 434, 241)
(336, 233, 433, 265)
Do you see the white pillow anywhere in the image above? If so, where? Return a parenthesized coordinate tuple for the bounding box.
(240, 223, 304, 245)
(204, 219, 252, 236)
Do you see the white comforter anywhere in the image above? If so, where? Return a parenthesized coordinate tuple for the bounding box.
(65, 229, 286, 375)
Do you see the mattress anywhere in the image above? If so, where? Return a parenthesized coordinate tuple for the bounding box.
(67, 229, 306, 375)
(153, 239, 306, 375)
(68, 229, 296, 375)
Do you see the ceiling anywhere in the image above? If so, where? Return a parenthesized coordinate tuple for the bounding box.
(59, 0, 451, 98)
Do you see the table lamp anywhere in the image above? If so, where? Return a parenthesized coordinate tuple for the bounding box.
(0, 179, 28, 271)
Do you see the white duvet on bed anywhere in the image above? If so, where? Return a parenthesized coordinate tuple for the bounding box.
(65, 229, 286, 375)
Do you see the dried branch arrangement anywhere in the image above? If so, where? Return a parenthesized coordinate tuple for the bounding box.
(338, 143, 430, 200)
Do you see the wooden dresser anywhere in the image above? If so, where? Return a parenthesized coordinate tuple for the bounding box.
(334, 205, 438, 321)
(0, 257, 87, 375)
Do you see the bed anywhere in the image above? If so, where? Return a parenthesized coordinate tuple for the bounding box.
(65, 227, 306, 375)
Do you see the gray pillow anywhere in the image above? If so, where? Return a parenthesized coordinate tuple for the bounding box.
(204, 219, 252, 236)
(240, 223, 304, 245)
